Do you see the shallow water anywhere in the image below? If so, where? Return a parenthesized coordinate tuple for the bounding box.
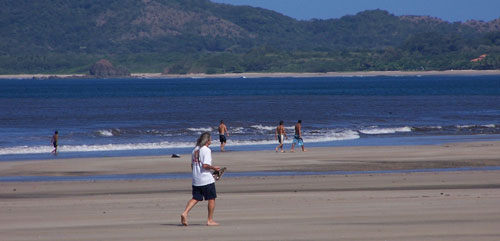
(1, 166, 499, 182)
(1, 75, 499, 161)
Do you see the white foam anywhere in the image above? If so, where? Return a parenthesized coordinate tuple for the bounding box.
(0, 141, 195, 155)
(230, 127, 245, 134)
(250, 124, 275, 131)
(251, 124, 294, 132)
(457, 124, 497, 129)
(0, 130, 360, 156)
(227, 129, 359, 146)
(359, 126, 412, 135)
(305, 130, 360, 143)
(97, 129, 114, 137)
(187, 127, 213, 132)
(0, 145, 52, 155)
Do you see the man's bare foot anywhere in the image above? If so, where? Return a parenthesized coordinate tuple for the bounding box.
(181, 214, 188, 226)
(302, 149, 307, 152)
(207, 221, 219, 226)
(290, 150, 295, 152)
(281, 150, 285, 153)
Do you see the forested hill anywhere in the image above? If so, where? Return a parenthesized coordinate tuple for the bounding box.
(1, 0, 500, 74)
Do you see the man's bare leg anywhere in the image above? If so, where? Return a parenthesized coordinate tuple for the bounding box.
(181, 199, 198, 226)
(276, 143, 283, 152)
(290, 143, 295, 152)
(207, 199, 219, 226)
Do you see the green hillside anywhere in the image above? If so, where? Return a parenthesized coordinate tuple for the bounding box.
(0, 0, 499, 74)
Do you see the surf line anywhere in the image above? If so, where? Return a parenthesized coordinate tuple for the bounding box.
(1, 166, 500, 182)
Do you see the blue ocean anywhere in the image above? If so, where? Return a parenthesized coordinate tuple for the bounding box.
(1, 75, 499, 161)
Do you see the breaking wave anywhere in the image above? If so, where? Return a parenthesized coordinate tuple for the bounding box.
(187, 127, 213, 133)
(457, 124, 497, 129)
(2, 123, 498, 156)
(97, 129, 114, 137)
(0, 141, 194, 155)
(0, 130, 359, 155)
(250, 124, 275, 131)
(358, 126, 412, 135)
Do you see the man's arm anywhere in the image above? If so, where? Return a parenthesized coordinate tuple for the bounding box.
(203, 164, 220, 171)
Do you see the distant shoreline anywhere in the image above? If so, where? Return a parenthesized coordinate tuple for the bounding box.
(1, 69, 500, 79)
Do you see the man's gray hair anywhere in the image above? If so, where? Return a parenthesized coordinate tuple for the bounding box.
(196, 132, 211, 147)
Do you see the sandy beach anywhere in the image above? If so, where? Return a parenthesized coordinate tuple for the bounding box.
(1, 141, 500, 240)
(1, 69, 500, 79)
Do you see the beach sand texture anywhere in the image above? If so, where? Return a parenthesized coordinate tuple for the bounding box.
(1, 142, 500, 240)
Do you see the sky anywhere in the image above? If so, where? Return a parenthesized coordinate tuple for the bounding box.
(211, 0, 500, 22)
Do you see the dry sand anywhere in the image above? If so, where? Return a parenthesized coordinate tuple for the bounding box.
(1, 69, 500, 79)
(1, 142, 500, 240)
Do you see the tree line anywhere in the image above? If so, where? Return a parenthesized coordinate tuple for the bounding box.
(0, 0, 499, 74)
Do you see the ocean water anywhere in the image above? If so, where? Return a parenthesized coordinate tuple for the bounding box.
(1, 75, 499, 161)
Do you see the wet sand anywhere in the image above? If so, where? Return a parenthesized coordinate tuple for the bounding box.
(1, 141, 500, 240)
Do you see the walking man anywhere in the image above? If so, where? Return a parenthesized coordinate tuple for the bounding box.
(181, 132, 220, 226)
(291, 120, 306, 152)
(51, 131, 58, 155)
(275, 120, 287, 152)
(218, 120, 229, 152)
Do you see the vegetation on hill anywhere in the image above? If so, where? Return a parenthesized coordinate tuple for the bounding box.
(0, 0, 499, 74)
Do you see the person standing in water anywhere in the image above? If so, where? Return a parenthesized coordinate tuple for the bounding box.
(291, 120, 306, 152)
(275, 120, 287, 152)
(51, 131, 58, 155)
(181, 132, 220, 226)
(218, 120, 229, 152)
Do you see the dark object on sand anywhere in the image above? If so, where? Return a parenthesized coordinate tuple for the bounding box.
(171, 154, 181, 158)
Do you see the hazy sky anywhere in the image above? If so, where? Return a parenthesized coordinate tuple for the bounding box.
(211, 0, 500, 22)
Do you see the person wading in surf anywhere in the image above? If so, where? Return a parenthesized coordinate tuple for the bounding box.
(218, 120, 229, 152)
(275, 120, 287, 152)
(51, 131, 58, 155)
(291, 120, 306, 152)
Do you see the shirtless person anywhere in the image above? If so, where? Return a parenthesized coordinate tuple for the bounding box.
(51, 131, 58, 155)
(218, 120, 229, 152)
(275, 120, 287, 152)
(291, 120, 306, 152)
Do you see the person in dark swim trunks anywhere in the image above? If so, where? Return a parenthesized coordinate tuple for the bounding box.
(275, 120, 287, 152)
(181, 132, 221, 226)
(218, 120, 229, 152)
(51, 131, 58, 155)
(219, 134, 226, 143)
